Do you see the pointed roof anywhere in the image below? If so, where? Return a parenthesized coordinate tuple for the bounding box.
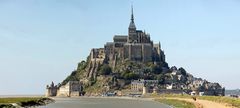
(129, 5, 136, 29)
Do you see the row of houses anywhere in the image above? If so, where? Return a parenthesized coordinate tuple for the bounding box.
(131, 79, 225, 96)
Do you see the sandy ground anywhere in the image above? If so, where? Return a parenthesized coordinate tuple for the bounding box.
(167, 97, 236, 108)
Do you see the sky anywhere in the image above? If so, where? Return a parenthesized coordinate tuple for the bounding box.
(0, 0, 240, 95)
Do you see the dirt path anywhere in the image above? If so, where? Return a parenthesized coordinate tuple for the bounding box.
(167, 98, 235, 108)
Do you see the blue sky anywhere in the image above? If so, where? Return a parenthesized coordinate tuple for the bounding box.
(0, 0, 240, 95)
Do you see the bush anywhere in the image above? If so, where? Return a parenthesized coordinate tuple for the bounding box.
(155, 74, 165, 84)
(122, 72, 139, 80)
(151, 65, 162, 74)
(62, 70, 79, 85)
(77, 60, 87, 70)
(99, 64, 112, 75)
(178, 67, 187, 76)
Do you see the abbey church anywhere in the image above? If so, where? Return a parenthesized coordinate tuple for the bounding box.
(90, 7, 166, 65)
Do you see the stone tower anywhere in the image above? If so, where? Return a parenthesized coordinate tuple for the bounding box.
(128, 5, 137, 43)
(45, 82, 58, 97)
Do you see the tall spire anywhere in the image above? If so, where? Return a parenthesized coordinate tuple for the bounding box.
(129, 4, 136, 29)
(159, 41, 161, 49)
(131, 5, 134, 23)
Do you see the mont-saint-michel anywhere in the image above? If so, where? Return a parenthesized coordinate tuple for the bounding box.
(46, 7, 225, 98)
(2, 1, 240, 108)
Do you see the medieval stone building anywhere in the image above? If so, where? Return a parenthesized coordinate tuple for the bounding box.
(46, 81, 83, 97)
(89, 7, 166, 68)
(57, 81, 83, 97)
(45, 82, 58, 97)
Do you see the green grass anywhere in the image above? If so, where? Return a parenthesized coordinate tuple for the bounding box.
(153, 94, 240, 108)
(0, 97, 54, 108)
(156, 98, 195, 108)
(0, 97, 43, 104)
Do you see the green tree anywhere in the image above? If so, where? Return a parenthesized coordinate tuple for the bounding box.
(156, 74, 165, 84)
(151, 65, 162, 74)
(62, 70, 79, 85)
(178, 67, 187, 76)
(77, 60, 87, 70)
(99, 64, 112, 75)
(123, 72, 139, 80)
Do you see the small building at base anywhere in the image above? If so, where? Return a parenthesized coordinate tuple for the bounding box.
(45, 82, 58, 97)
(46, 81, 83, 97)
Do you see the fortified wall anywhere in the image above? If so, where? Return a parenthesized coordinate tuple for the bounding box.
(46, 81, 83, 97)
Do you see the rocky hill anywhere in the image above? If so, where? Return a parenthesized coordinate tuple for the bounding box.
(62, 55, 224, 95)
(60, 7, 224, 96)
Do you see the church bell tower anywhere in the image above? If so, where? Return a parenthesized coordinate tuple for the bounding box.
(128, 5, 137, 43)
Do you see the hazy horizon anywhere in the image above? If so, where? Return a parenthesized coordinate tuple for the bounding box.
(0, 0, 240, 95)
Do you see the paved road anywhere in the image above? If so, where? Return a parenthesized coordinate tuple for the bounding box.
(39, 97, 171, 108)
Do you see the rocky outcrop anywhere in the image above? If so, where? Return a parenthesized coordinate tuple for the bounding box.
(86, 60, 101, 80)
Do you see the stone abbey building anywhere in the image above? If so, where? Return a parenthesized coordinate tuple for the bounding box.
(90, 7, 166, 67)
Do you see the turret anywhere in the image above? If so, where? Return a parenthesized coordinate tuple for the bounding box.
(46, 82, 58, 97)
